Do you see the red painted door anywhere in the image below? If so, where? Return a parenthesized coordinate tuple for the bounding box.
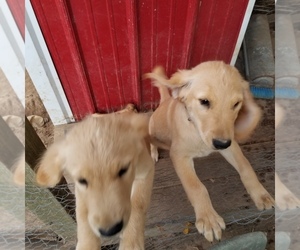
(31, 0, 249, 120)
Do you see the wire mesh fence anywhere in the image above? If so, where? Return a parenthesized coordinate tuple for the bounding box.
(0, 159, 25, 250)
(22, 184, 275, 250)
(18, 148, 274, 250)
(0, 152, 275, 250)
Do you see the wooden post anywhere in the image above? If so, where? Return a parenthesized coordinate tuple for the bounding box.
(0, 116, 23, 169)
(25, 117, 76, 220)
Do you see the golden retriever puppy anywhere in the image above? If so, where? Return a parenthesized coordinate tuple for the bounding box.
(145, 61, 274, 242)
(275, 103, 300, 210)
(36, 108, 154, 250)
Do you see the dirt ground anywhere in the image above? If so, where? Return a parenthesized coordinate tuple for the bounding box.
(0, 69, 25, 146)
(0, 69, 54, 148)
(25, 71, 54, 147)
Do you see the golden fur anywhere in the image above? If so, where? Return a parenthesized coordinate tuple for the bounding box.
(145, 61, 274, 242)
(36, 107, 154, 250)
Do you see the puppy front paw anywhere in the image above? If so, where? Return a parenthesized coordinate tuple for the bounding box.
(276, 184, 300, 210)
(250, 188, 275, 210)
(195, 209, 226, 242)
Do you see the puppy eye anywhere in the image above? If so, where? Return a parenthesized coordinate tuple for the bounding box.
(78, 178, 88, 186)
(118, 163, 130, 178)
(233, 102, 240, 109)
(118, 168, 128, 177)
(199, 99, 210, 108)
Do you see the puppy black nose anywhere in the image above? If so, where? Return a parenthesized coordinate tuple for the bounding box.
(99, 221, 123, 237)
(213, 139, 231, 149)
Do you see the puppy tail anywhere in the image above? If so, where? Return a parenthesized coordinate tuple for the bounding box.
(144, 66, 171, 103)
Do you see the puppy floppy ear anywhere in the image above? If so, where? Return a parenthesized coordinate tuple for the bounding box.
(36, 140, 66, 187)
(234, 81, 262, 142)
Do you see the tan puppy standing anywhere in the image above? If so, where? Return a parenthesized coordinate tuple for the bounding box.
(36, 106, 154, 250)
(145, 61, 274, 242)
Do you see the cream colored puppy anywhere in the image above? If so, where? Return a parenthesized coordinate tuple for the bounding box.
(36, 108, 154, 250)
(145, 61, 274, 242)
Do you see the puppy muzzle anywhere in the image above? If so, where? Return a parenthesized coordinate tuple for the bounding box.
(99, 220, 123, 237)
(212, 139, 231, 150)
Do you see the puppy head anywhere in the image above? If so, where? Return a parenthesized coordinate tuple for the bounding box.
(36, 112, 151, 237)
(151, 61, 261, 149)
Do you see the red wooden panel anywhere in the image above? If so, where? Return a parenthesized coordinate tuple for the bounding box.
(55, 0, 141, 112)
(31, 0, 95, 120)
(191, 0, 248, 65)
(138, 0, 201, 109)
(7, 0, 25, 40)
(32, 0, 249, 120)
